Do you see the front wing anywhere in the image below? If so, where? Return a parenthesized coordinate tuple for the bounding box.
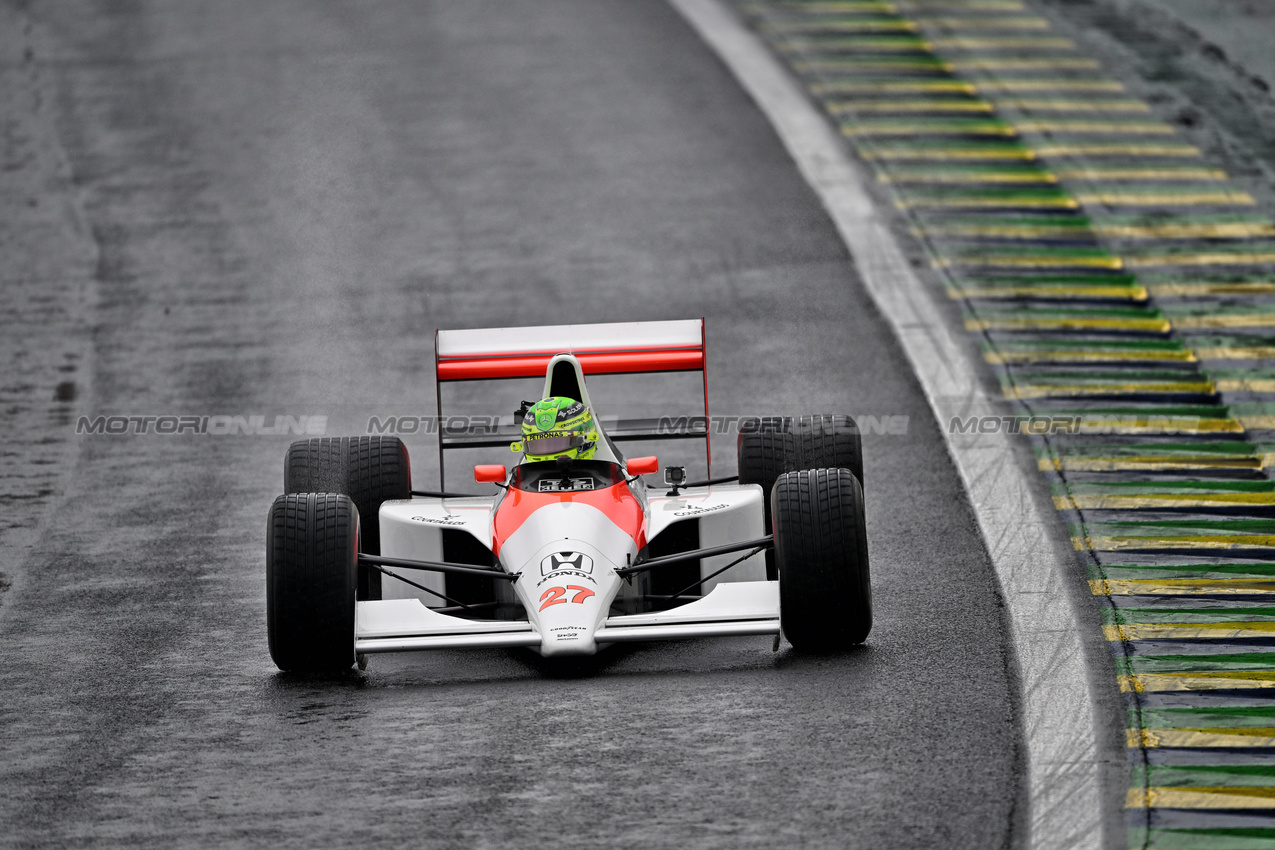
(354, 580, 780, 654)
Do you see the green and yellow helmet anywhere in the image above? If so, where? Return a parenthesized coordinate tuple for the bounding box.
(511, 397, 599, 462)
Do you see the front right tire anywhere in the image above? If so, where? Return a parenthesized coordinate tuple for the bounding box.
(773, 468, 872, 650)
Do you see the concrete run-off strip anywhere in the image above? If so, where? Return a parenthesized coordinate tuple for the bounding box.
(669, 1, 1111, 848)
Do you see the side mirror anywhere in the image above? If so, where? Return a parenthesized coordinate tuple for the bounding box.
(626, 456, 659, 476)
(474, 464, 507, 484)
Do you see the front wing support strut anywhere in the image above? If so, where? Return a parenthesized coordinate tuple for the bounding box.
(616, 535, 773, 578)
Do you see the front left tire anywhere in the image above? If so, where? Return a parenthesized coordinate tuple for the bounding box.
(266, 492, 358, 673)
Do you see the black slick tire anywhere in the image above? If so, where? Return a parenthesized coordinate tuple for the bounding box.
(266, 492, 359, 673)
(773, 468, 871, 650)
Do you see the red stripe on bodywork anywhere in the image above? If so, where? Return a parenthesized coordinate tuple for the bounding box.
(440, 342, 702, 360)
(437, 350, 704, 381)
(491, 483, 646, 555)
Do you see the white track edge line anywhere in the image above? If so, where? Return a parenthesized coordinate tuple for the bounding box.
(668, 1, 1106, 847)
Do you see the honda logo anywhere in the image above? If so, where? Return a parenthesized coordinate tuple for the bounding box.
(541, 551, 594, 576)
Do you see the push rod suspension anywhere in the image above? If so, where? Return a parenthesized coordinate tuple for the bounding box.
(665, 546, 767, 604)
(362, 563, 476, 611)
(616, 535, 773, 578)
(358, 553, 520, 581)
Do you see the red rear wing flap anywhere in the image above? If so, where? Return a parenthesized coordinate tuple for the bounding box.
(435, 319, 705, 381)
(432, 320, 711, 488)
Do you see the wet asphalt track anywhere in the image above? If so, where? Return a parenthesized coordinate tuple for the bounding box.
(0, 2, 1023, 847)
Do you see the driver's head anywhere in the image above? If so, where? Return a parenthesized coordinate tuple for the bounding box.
(512, 396, 598, 462)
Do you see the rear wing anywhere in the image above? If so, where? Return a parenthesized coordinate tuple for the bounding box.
(434, 319, 710, 487)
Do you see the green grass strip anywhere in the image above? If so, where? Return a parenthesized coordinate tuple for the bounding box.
(1057, 481, 1275, 494)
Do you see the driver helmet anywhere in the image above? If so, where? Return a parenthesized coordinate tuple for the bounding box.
(512, 396, 598, 462)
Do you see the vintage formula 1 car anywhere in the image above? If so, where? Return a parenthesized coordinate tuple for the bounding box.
(265, 319, 870, 673)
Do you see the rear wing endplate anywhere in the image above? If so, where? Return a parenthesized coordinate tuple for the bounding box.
(434, 319, 710, 487)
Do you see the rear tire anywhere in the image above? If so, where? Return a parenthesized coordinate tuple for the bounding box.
(737, 425, 799, 579)
(773, 468, 871, 650)
(285, 436, 411, 600)
(793, 415, 863, 488)
(266, 493, 359, 673)
(737, 426, 800, 494)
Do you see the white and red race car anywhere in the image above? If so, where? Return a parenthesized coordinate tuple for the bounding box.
(265, 319, 870, 673)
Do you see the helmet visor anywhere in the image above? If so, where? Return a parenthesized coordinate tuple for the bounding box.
(523, 433, 585, 457)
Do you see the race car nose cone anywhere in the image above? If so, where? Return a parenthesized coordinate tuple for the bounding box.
(509, 530, 629, 658)
(540, 625, 597, 656)
(535, 582, 601, 656)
